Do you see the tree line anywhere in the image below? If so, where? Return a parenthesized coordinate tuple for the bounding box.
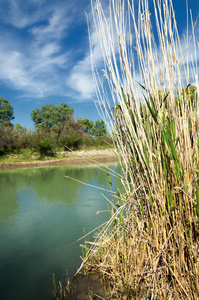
(0, 98, 111, 156)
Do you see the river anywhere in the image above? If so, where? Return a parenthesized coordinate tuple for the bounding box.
(0, 163, 121, 300)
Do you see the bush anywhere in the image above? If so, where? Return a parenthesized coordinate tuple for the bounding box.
(32, 131, 55, 156)
(59, 134, 84, 150)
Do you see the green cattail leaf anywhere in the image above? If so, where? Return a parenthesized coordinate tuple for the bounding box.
(140, 199, 145, 218)
(149, 94, 157, 116)
(144, 143, 149, 168)
(107, 173, 112, 188)
(167, 115, 177, 148)
(143, 94, 158, 124)
(175, 136, 180, 147)
(173, 123, 176, 141)
(137, 81, 147, 91)
(169, 190, 174, 211)
(137, 81, 158, 123)
(160, 92, 169, 108)
(148, 188, 153, 208)
(162, 108, 166, 126)
(114, 104, 122, 111)
(162, 127, 169, 146)
(131, 112, 137, 135)
(163, 126, 177, 161)
(162, 156, 167, 183)
(59, 281, 62, 298)
(174, 160, 181, 179)
(167, 132, 177, 160)
(88, 271, 99, 275)
(121, 87, 128, 106)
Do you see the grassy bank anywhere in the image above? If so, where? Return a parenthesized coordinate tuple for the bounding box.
(0, 146, 113, 163)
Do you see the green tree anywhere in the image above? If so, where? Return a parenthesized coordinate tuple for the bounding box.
(0, 98, 14, 126)
(13, 124, 30, 150)
(177, 85, 197, 102)
(14, 124, 27, 135)
(80, 118, 94, 135)
(31, 103, 74, 132)
(91, 119, 107, 137)
(0, 126, 14, 151)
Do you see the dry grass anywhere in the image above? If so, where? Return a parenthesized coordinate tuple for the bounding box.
(78, 0, 199, 299)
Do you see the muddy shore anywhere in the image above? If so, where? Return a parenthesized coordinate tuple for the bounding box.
(0, 148, 118, 170)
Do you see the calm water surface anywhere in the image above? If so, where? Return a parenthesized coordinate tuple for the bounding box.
(0, 163, 121, 300)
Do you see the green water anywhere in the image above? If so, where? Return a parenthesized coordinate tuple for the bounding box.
(0, 163, 121, 300)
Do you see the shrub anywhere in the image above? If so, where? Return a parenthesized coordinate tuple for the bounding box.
(32, 130, 55, 156)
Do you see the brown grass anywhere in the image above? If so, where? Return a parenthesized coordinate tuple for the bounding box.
(77, 0, 199, 299)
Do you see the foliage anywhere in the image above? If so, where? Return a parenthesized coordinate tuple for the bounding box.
(32, 130, 55, 156)
(0, 125, 14, 151)
(92, 119, 107, 137)
(81, 118, 107, 137)
(0, 99, 111, 156)
(177, 84, 198, 102)
(80, 118, 94, 135)
(58, 119, 84, 150)
(91, 119, 107, 137)
(0, 98, 14, 126)
(31, 103, 74, 132)
(13, 124, 31, 151)
(14, 124, 27, 135)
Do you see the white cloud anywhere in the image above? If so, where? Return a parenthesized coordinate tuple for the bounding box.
(0, 48, 52, 95)
(0, 0, 46, 28)
(29, 7, 70, 42)
(0, 0, 100, 101)
(0, 0, 198, 104)
(66, 23, 105, 100)
(69, 73, 94, 98)
(0, 40, 69, 98)
(0, 1, 75, 98)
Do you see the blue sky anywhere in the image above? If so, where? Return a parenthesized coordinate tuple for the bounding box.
(0, 0, 198, 129)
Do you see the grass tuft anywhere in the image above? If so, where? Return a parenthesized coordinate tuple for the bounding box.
(79, 0, 199, 298)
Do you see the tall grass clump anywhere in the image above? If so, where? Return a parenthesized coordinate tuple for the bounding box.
(79, 0, 199, 298)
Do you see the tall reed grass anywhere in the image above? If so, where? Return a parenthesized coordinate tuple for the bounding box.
(80, 0, 199, 298)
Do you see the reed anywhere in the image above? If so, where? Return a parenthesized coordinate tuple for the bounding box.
(80, 0, 199, 298)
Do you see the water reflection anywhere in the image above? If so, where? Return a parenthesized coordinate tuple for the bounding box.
(0, 175, 18, 221)
(0, 163, 122, 300)
(0, 164, 121, 209)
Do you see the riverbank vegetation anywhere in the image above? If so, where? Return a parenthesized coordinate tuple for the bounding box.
(0, 100, 112, 162)
(73, 0, 199, 299)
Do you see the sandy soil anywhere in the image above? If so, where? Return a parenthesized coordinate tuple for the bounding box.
(0, 148, 118, 170)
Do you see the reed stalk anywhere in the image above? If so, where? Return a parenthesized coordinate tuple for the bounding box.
(81, 0, 199, 298)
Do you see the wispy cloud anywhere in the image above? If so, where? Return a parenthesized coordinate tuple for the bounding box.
(0, 0, 47, 28)
(0, 43, 68, 97)
(66, 15, 106, 101)
(0, 0, 80, 98)
(29, 6, 71, 42)
(0, 0, 197, 104)
(0, 0, 106, 102)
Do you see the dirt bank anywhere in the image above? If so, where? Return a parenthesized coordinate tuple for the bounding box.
(0, 148, 118, 170)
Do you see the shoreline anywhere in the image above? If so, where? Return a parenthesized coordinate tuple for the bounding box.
(0, 148, 118, 170)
